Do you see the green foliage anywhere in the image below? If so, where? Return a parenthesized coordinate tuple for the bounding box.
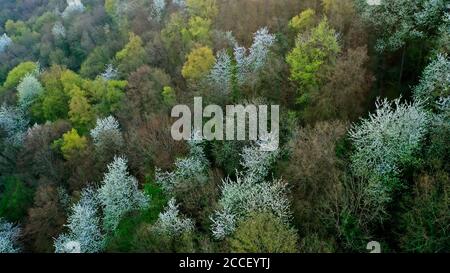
(3, 61, 38, 90)
(162, 86, 176, 106)
(182, 46, 215, 80)
(0, 176, 34, 222)
(228, 213, 299, 253)
(115, 33, 146, 76)
(286, 18, 340, 104)
(57, 129, 88, 160)
(289, 9, 316, 32)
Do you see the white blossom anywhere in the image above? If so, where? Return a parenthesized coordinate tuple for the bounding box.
(172, 0, 185, 8)
(211, 174, 291, 239)
(90, 116, 123, 149)
(17, 74, 44, 110)
(349, 98, 430, 212)
(62, 0, 85, 19)
(52, 22, 66, 39)
(54, 188, 104, 253)
(100, 64, 118, 80)
(153, 198, 194, 236)
(240, 133, 279, 183)
(0, 218, 20, 253)
(0, 33, 12, 53)
(156, 133, 209, 192)
(98, 156, 149, 231)
(150, 0, 166, 22)
(208, 50, 233, 94)
(413, 54, 450, 107)
(0, 104, 28, 146)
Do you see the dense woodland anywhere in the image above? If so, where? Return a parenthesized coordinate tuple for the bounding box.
(0, 0, 448, 253)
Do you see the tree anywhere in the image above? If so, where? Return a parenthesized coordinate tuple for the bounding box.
(0, 176, 34, 222)
(90, 116, 123, 150)
(0, 104, 28, 146)
(62, 0, 85, 19)
(152, 198, 194, 237)
(0, 33, 12, 54)
(349, 98, 430, 219)
(24, 185, 66, 253)
(68, 87, 95, 134)
(284, 121, 347, 233)
(286, 18, 340, 104)
(17, 74, 44, 111)
(115, 33, 147, 76)
(289, 9, 316, 32)
(228, 213, 298, 253)
(186, 0, 218, 20)
(181, 46, 215, 81)
(54, 187, 104, 253)
(357, 0, 447, 52)
(3, 61, 38, 90)
(150, 0, 166, 22)
(156, 135, 209, 192)
(304, 46, 373, 122)
(211, 174, 291, 240)
(97, 156, 149, 232)
(0, 218, 20, 253)
(57, 129, 88, 161)
(413, 54, 450, 109)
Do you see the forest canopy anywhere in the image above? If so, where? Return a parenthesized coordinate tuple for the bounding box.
(0, 0, 449, 254)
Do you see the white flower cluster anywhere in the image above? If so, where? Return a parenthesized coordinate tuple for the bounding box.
(90, 116, 123, 149)
(0, 104, 29, 146)
(17, 74, 44, 110)
(413, 54, 450, 107)
(0, 218, 21, 253)
(153, 198, 194, 237)
(209, 27, 276, 93)
(156, 134, 209, 192)
(54, 188, 104, 253)
(52, 22, 66, 39)
(100, 64, 118, 80)
(211, 174, 291, 240)
(150, 0, 166, 22)
(62, 0, 85, 19)
(98, 156, 149, 231)
(0, 33, 12, 53)
(349, 98, 430, 209)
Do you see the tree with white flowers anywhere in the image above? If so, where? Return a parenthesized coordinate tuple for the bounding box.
(349, 98, 430, 218)
(0, 33, 12, 53)
(17, 74, 44, 110)
(0, 218, 21, 253)
(413, 54, 450, 108)
(90, 116, 123, 149)
(211, 174, 291, 240)
(153, 198, 194, 237)
(156, 134, 209, 192)
(0, 104, 28, 146)
(98, 156, 149, 231)
(62, 0, 85, 18)
(100, 64, 118, 80)
(52, 22, 66, 39)
(150, 0, 166, 22)
(54, 188, 104, 253)
(208, 27, 275, 92)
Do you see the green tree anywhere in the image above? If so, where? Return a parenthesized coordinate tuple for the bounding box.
(228, 213, 299, 253)
(3, 61, 38, 90)
(57, 129, 88, 160)
(286, 18, 340, 104)
(0, 176, 34, 222)
(115, 33, 146, 76)
(289, 9, 316, 32)
(68, 87, 95, 134)
(181, 46, 215, 80)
